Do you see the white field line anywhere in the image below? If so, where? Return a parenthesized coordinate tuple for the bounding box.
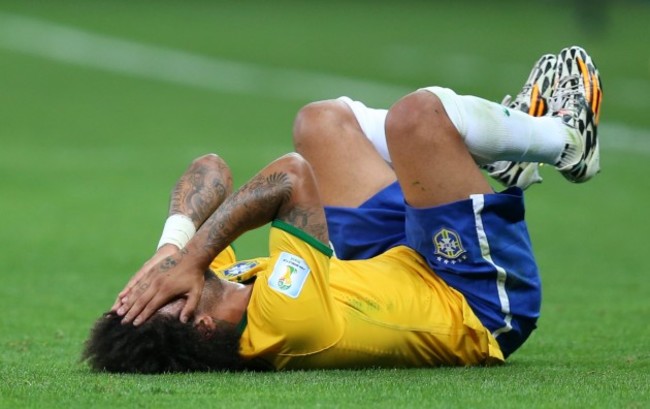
(0, 11, 648, 155)
(0, 12, 410, 104)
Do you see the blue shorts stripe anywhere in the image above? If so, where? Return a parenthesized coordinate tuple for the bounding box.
(470, 193, 513, 337)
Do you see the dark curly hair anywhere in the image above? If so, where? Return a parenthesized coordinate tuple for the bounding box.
(81, 311, 245, 373)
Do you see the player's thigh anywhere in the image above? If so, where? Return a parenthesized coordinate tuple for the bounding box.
(385, 89, 490, 208)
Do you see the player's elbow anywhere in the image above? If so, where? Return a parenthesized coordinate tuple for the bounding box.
(276, 152, 314, 185)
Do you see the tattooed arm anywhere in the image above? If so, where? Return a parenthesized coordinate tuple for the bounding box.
(111, 154, 233, 312)
(167, 154, 233, 227)
(118, 153, 328, 325)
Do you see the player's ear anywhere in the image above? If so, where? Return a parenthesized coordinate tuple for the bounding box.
(195, 315, 217, 338)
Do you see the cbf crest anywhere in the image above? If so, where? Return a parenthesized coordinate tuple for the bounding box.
(217, 260, 260, 283)
(433, 228, 466, 262)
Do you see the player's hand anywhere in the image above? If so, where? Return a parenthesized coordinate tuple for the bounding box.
(110, 244, 178, 313)
(115, 249, 206, 326)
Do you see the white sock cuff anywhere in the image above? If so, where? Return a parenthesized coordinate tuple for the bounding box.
(337, 96, 391, 162)
(419, 86, 467, 137)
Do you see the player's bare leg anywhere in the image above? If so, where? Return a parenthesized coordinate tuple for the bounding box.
(385, 91, 492, 207)
(293, 100, 396, 207)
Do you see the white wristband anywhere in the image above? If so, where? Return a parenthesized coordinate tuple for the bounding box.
(156, 214, 196, 250)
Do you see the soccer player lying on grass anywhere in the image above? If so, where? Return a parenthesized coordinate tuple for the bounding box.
(83, 46, 602, 372)
(292, 46, 602, 356)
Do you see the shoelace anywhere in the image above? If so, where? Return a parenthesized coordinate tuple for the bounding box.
(505, 64, 549, 109)
(550, 74, 581, 113)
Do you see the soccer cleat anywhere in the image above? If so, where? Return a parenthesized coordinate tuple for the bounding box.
(482, 161, 544, 191)
(482, 161, 542, 190)
(483, 54, 558, 190)
(551, 46, 603, 183)
(504, 53, 558, 116)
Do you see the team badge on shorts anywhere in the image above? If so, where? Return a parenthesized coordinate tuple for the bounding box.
(268, 252, 311, 298)
(433, 227, 466, 262)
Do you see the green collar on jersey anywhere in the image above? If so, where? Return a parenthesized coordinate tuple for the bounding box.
(236, 311, 248, 336)
(271, 219, 333, 257)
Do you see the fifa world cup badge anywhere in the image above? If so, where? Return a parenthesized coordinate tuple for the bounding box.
(269, 252, 311, 298)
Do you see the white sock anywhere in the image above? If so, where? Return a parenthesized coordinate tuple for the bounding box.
(422, 86, 567, 165)
(338, 96, 390, 162)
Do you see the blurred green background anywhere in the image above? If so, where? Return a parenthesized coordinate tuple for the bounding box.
(0, 0, 648, 407)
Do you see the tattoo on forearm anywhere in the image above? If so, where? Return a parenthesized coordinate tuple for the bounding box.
(264, 172, 293, 202)
(202, 171, 293, 252)
(195, 161, 328, 257)
(170, 162, 231, 226)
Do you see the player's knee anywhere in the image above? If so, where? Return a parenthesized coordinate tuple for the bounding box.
(386, 90, 443, 146)
(292, 100, 350, 152)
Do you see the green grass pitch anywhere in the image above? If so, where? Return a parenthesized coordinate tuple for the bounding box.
(0, 0, 648, 408)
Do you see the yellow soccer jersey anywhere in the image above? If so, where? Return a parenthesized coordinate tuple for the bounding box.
(209, 245, 237, 271)
(210, 220, 504, 369)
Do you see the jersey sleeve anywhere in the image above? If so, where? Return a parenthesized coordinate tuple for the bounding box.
(239, 221, 344, 366)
